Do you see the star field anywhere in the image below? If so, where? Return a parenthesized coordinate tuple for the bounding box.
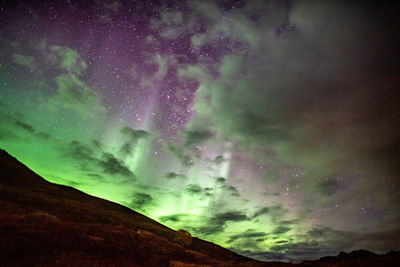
(0, 0, 400, 262)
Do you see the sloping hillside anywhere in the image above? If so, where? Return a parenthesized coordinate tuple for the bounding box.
(1, 149, 398, 267)
(0, 149, 281, 267)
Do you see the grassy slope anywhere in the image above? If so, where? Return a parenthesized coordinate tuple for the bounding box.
(1, 149, 398, 267)
(0, 150, 280, 267)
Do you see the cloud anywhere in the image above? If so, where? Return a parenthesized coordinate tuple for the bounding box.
(165, 172, 187, 179)
(118, 126, 151, 156)
(159, 214, 186, 224)
(13, 53, 38, 71)
(0, 106, 58, 145)
(270, 241, 321, 257)
(99, 152, 134, 177)
(172, 1, 400, 221)
(183, 129, 214, 147)
(165, 144, 194, 167)
(213, 155, 224, 164)
(226, 230, 269, 244)
(119, 143, 133, 155)
(185, 184, 203, 195)
(120, 126, 151, 141)
(253, 207, 271, 218)
(40, 44, 105, 116)
(279, 219, 300, 226)
(226, 185, 240, 197)
(15, 120, 34, 133)
(211, 210, 250, 225)
(129, 192, 153, 210)
(0, 110, 42, 141)
(193, 210, 251, 235)
(150, 7, 200, 40)
(67, 140, 95, 163)
(50, 73, 105, 115)
(203, 187, 213, 196)
(61, 140, 134, 178)
(318, 177, 344, 196)
(272, 226, 291, 235)
(216, 176, 226, 184)
(48, 45, 87, 75)
(131, 53, 178, 88)
(193, 225, 224, 235)
(184, 184, 215, 197)
(252, 205, 286, 219)
(35, 131, 51, 140)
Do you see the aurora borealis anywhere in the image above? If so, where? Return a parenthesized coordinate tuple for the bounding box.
(1, 0, 400, 262)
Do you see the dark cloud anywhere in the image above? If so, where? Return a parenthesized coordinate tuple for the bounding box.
(130, 192, 152, 210)
(50, 74, 105, 115)
(279, 219, 300, 226)
(193, 225, 224, 235)
(120, 126, 151, 141)
(15, 120, 34, 132)
(165, 144, 194, 167)
(86, 173, 104, 180)
(35, 131, 51, 140)
(185, 184, 203, 195)
(99, 152, 134, 177)
(0, 110, 54, 142)
(0, 111, 35, 140)
(216, 176, 226, 184)
(213, 155, 224, 164)
(181, 1, 400, 234)
(159, 214, 186, 223)
(253, 205, 285, 219)
(203, 187, 213, 196)
(119, 126, 151, 156)
(193, 210, 251, 235)
(61, 141, 134, 178)
(67, 140, 95, 163)
(272, 226, 291, 235)
(272, 241, 321, 255)
(226, 185, 240, 197)
(211, 210, 250, 225)
(91, 139, 103, 149)
(253, 207, 270, 218)
(0, 129, 19, 141)
(226, 230, 269, 244)
(165, 172, 187, 179)
(119, 143, 132, 155)
(183, 129, 214, 147)
(318, 177, 343, 196)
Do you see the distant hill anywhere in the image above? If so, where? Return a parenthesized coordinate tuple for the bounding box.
(0, 149, 398, 267)
(300, 249, 400, 266)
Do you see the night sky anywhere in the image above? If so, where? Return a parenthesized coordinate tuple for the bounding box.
(1, 0, 400, 262)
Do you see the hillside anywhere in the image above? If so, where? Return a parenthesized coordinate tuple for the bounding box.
(1, 149, 398, 267)
(0, 149, 285, 267)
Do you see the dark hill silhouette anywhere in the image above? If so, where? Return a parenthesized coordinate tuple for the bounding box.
(301, 249, 400, 266)
(0, 149, 399, 266)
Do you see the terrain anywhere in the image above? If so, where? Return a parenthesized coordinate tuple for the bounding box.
(0, 149, 398, 266)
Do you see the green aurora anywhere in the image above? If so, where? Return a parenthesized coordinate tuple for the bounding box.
(1, 0, 400, 262)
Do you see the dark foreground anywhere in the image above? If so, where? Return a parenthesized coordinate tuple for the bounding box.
(0, 149, 398, 266)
